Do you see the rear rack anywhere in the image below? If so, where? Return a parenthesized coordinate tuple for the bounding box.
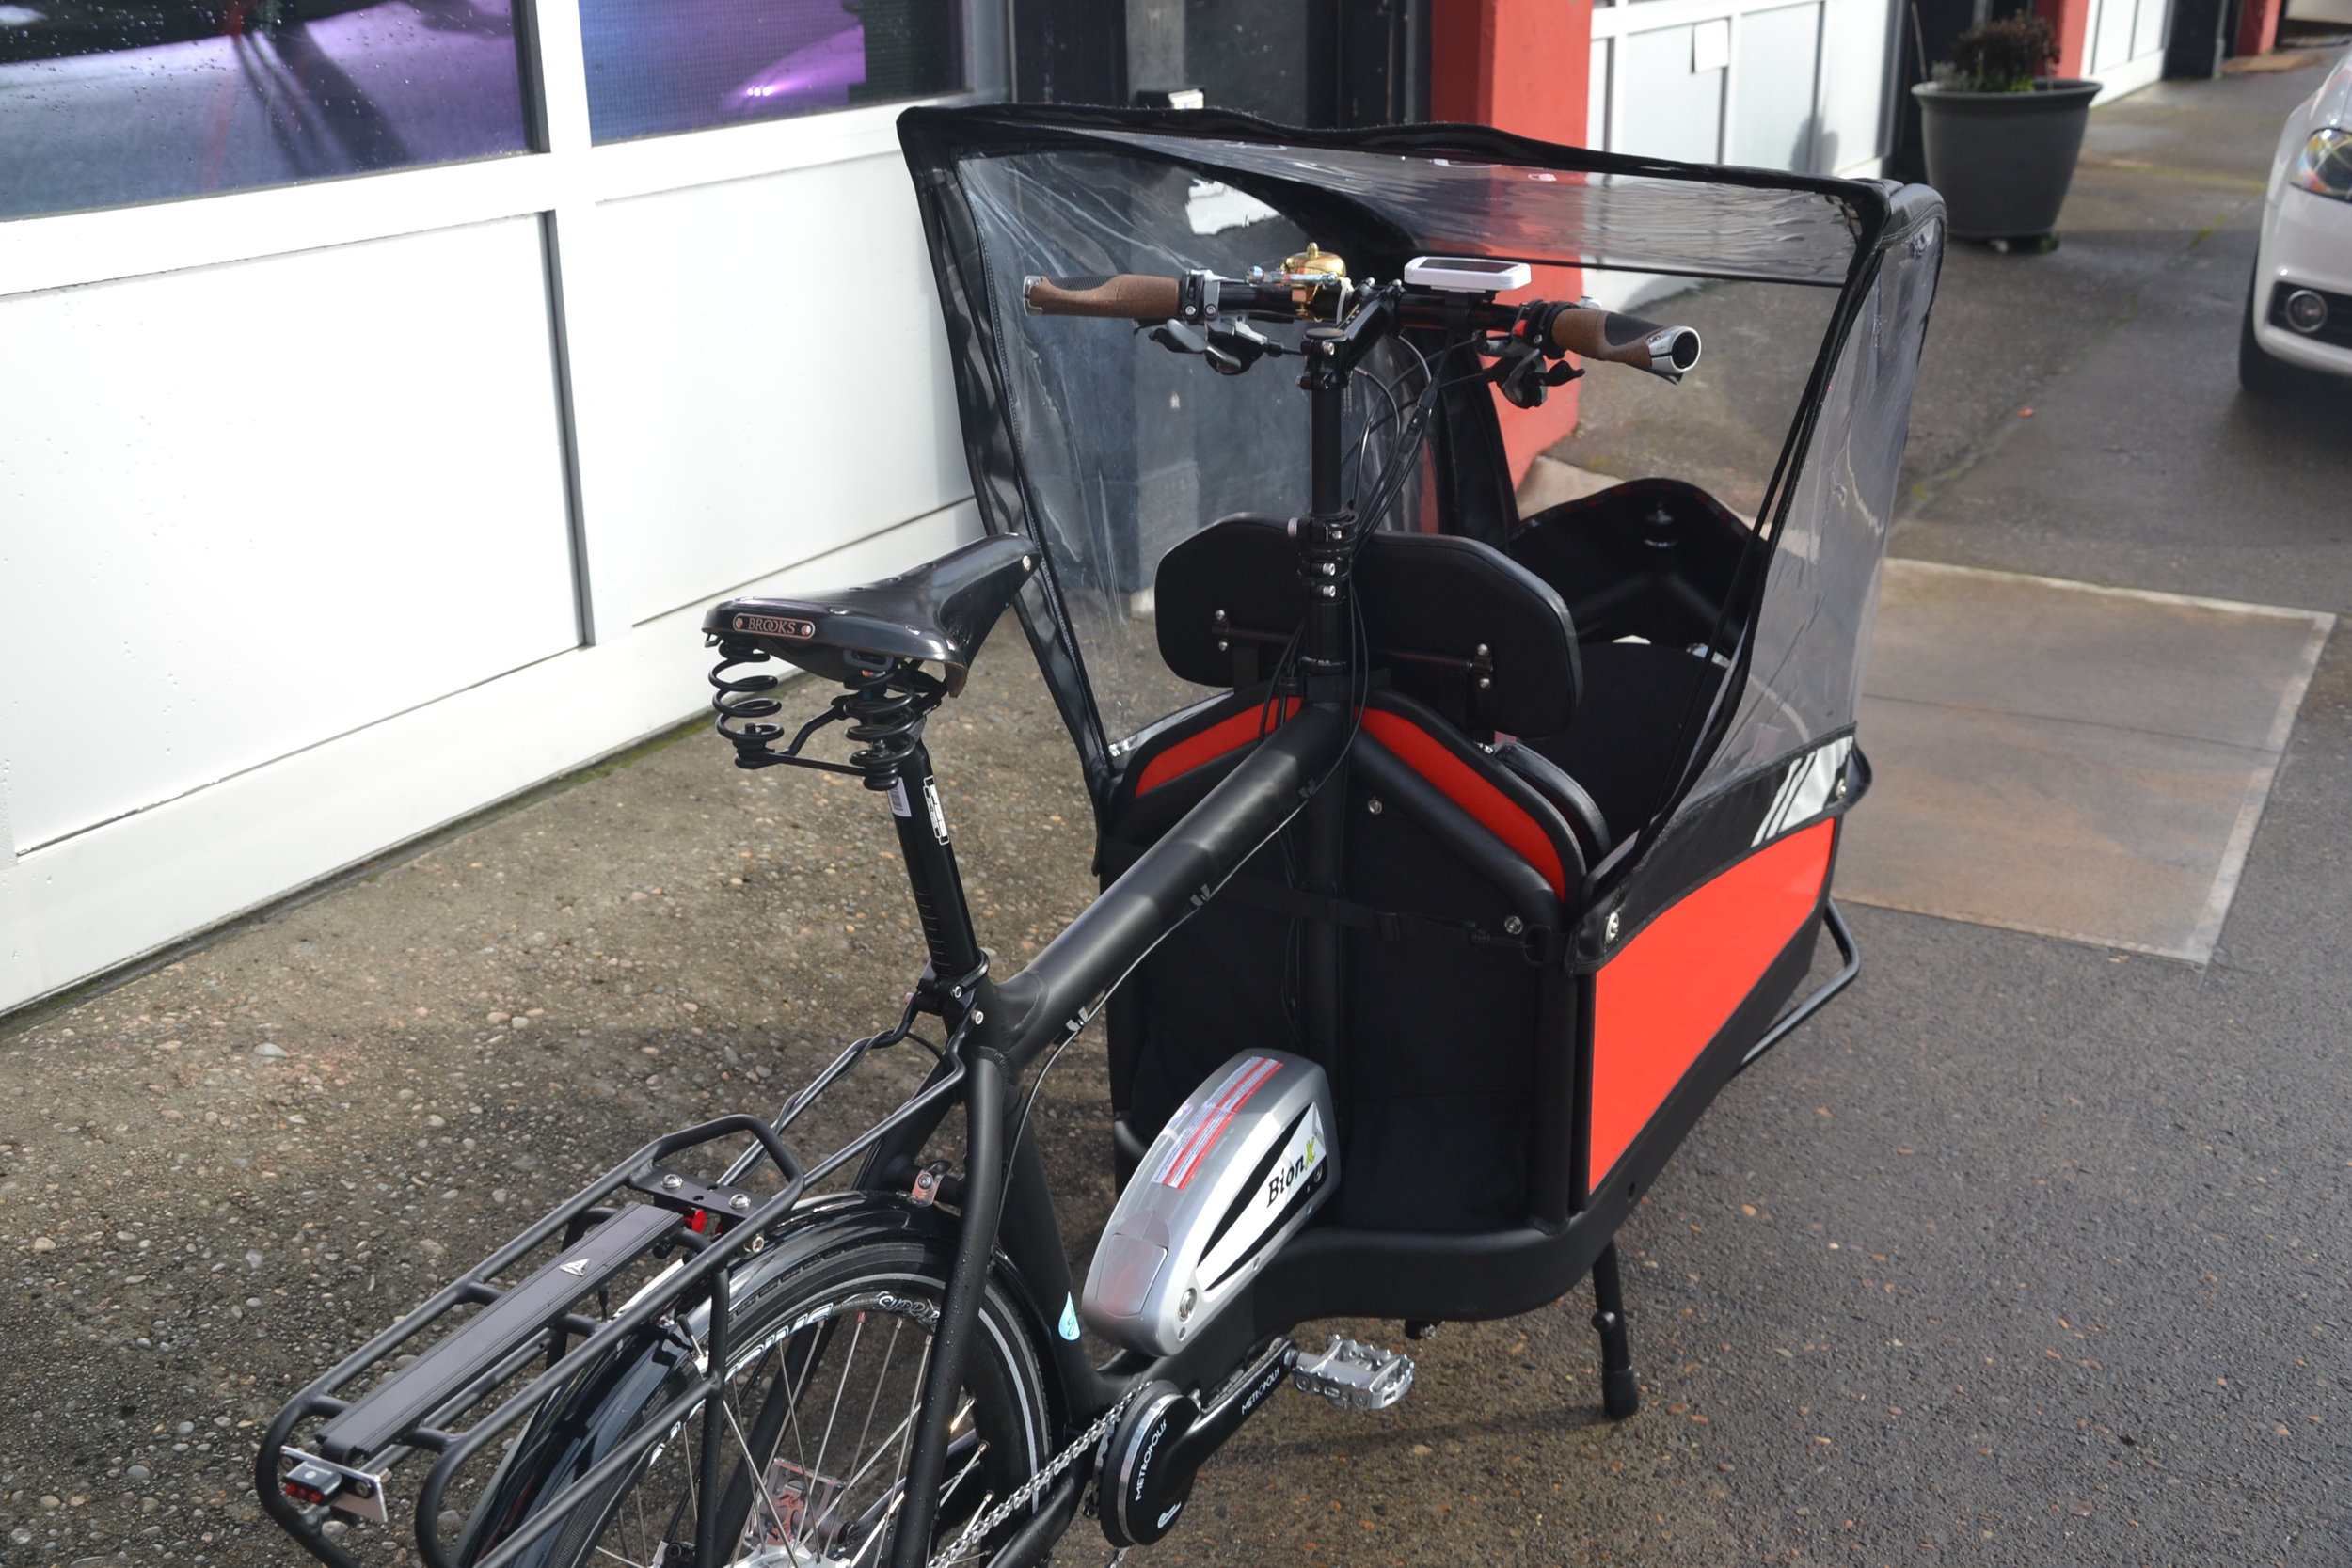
(256, 1113, 805, 1568)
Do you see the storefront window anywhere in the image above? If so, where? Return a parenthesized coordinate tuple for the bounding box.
(0, 0, 532, 221)
(580, 0, 961, 143)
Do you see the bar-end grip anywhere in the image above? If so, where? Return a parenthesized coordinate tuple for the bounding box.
(1545, 307, 1702, 382)
(1023, 274, 1184, 321)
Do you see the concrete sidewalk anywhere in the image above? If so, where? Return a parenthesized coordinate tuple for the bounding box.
(4, 61, 2349, 1568)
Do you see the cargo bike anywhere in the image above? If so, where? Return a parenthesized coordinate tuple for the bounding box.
(258, 105, 1944, 1568)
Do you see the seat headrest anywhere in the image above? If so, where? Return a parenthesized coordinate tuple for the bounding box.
(1154, 516, 1581, 737)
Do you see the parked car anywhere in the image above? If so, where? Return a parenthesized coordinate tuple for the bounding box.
(2242, 44, 2352, 392)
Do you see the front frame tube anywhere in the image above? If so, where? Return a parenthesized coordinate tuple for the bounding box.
(882, 708, 1348, 1562)
(886, 1050, 1007, 1568)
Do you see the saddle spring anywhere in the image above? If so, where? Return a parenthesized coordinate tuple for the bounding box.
(707, 637, 794, 768)
(841, 657, 947, 791)
(705, 638, 945, 786)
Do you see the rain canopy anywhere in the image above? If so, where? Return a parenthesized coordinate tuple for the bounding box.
(898, 105, 1942, 910)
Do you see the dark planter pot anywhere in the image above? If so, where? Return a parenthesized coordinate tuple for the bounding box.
(1911, 78, 2102, 241)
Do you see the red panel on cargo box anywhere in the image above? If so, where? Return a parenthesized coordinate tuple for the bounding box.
(1133, 699, 1300, 797)
(1590, 820, 1836, 1184)
(1359, 707, 1567, 899)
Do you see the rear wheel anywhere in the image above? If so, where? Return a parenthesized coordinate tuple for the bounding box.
(529, 1236, 1057, 1568)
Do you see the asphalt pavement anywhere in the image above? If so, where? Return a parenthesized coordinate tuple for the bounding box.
(2, 60, 2347, 1568)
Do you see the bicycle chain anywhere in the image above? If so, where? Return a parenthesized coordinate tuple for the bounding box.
(924, 1387, 1137, 1568)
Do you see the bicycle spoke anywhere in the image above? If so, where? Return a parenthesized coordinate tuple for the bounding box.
(809, 1314, 901, 1544)
(562, 1284, 1036, 1568)
(774, 1314, 835, 1477)
(887, 1334, 935, 1519)
(837, 1481, 909, 1568)
(719, 1386, 798, 1547)
(936, 1443, 990, 1527)
(829, 1418, 986, 1568)
(930, 1490, 993, 1568)
(834, 1391, 967, 1512)
(809, 1308, 866, 1489)
(846, 1316, 904, 1484)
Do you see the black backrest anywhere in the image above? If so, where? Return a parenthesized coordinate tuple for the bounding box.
(1154, 516, 1581, 738)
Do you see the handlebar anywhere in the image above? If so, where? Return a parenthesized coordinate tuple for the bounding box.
(1021, 274, 1183, 319)
(1021, 269, 1700, 381)
(1534, 303, 1702, 378)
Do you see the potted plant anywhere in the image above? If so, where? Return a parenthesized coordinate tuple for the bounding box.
(1912, 14, 2101, 250)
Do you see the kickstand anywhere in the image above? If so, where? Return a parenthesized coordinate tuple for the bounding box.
(1589, 1241, 1640, 1420)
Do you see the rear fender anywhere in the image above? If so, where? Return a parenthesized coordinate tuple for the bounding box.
(458, 1194, 986, 1568)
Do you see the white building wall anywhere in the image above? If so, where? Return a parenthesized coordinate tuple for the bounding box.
(0, 5, 1000, 1017)
(1590, 0, 1899, 181)
(1583, 0, 1897, 311)
(2086, 0, 2171, 103)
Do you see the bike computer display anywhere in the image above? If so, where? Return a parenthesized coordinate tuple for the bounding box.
(1402, 255, 1532, 293)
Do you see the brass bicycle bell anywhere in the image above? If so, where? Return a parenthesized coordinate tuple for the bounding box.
(1250, 242, 1348, 317)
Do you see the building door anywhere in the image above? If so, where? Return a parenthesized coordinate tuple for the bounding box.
(1588, 0, 1900, 178)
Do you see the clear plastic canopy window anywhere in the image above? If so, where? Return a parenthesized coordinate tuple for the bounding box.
(1080, 130, 1868, 286)
(1692, 227, 1941, 799)
(899, 106, 1941, 846)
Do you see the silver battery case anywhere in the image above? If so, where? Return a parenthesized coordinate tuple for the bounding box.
(1082, 1052, 1337, 1356)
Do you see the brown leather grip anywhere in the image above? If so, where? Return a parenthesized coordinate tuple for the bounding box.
(1543, 307, 1665, 366)
(1022, 274, 1184, 320)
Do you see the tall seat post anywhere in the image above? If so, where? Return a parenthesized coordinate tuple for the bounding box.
(879, 739, 987, 987)
(832, 657, 987, 990)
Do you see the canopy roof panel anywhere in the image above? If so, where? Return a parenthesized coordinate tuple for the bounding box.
(1079, 129, 1869, 287)
(908, 107, 1899, 293)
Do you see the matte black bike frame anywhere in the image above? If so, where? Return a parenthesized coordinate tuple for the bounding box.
(846, 314, 1392, 1568)
(258, 276, 1855, 1568)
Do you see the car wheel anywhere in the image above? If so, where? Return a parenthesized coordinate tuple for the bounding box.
(2238, 277, 2304, 397)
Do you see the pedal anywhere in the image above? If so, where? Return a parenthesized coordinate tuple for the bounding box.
(1291, 1335, 1414, 1411)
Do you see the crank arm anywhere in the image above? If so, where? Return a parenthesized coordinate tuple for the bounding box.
(1100, 1337, 1295, 1548)
(1168, 1336, 1296, 1475)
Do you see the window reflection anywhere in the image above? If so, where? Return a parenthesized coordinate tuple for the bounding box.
(580, 0, 961, 144)
(0, 0, 531, 220)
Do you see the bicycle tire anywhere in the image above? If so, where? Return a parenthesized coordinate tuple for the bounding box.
(498, 1226, 1057, 1568)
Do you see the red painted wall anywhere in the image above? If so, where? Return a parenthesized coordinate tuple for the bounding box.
(1429, 0, 1594, 484)
(2035, 0, 2094, 79)
(2236, 0, 2283, 57)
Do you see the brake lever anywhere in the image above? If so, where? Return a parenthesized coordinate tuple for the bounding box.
(1205, 322, 1285, 374)
(1150, 320, 1209, 356)
(1148, 318, 1287, 376)
(1486, 334, 1583, 410)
